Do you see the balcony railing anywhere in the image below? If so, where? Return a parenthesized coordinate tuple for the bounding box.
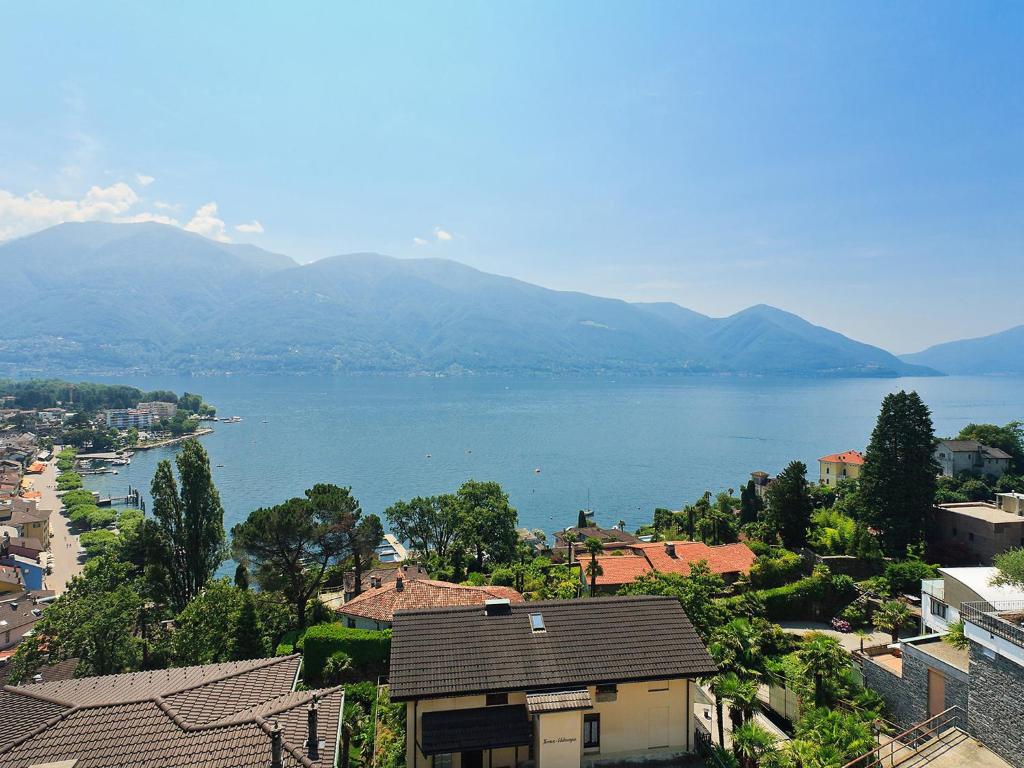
(961, 600, 1024, 648)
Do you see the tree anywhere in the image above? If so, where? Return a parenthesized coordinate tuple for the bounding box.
(797, 633, 848, 707)
(764, 461, 813, 549)
(577, 509, 588, 529)
(9, 556, 143, 680)
(873, 599, 911, 643)
(232, 484, 356, 628)
(619, 562, 726, 641)
(457, 480, 518, 570)
(994, 547, 1024, 588)
(584, 537, 604, 597)
(860, 391, 939, 555)
(234, 561, 250, 590)
(172, 579, 279, 664)
(347, 513, 384, 598)
(230, 591, 267, 660)
(715, 671, 759, 730)
(732, 722, 776, 768)
(740, 481, 762, 525)
(148, 439, 226, 613)
(385, 494, 460, 560)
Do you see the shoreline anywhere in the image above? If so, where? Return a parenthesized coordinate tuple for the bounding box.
(134, 427, 214, 450)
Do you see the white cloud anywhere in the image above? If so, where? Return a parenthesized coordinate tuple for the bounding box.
(0, 180, 260, 245)
(135, 173, 155, 187)
(412, 237, 428, 246)
(434, 227, 453, 241)
(235, 220, 264, 234)
(184, 202, 230, 243)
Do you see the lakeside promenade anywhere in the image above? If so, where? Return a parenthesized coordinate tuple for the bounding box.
(40, 456, 83, 594)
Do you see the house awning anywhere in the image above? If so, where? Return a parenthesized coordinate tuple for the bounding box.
(420, 705, 532, 756)
(526, 689, 593, 714)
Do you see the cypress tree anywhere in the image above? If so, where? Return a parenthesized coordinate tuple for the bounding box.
(765, 461, 812, 548)
(229, 591, 265, 660)
(860, 391, 939, 556)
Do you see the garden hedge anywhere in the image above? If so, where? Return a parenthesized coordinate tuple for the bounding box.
(302, 623, 391, 680)
(722, 571, 857, 621)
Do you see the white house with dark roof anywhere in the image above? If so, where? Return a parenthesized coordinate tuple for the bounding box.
(935, 439, 1013, 478)
(389, 595, 716, 768)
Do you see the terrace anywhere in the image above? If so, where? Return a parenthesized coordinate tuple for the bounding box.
(961, 599, 1024, 648)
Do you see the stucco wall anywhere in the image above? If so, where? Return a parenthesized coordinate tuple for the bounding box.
(404, 679, 694, 768)
(968, 641, 1024, 768)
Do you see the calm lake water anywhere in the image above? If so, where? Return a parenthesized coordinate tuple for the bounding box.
(84, 375, 1024, 546)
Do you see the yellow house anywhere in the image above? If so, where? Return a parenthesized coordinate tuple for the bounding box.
(7, 502, 51, 545)
(389, 595, 716, 768)
(818, 450, 864, 486)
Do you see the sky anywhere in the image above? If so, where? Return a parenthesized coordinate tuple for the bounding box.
(1, 2, 1021, 353)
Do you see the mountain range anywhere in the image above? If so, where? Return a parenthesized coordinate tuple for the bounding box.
(0, 221, 996, 378)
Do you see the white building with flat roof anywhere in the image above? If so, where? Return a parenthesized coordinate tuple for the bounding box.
(922, 566, 1024, 634)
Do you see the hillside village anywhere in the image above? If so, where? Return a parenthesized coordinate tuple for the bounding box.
(1, 382, 1024, 768)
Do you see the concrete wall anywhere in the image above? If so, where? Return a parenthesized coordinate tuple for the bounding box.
(930, 507, 1024, 565)
(967, 641, 1024, 768)
(536, 709, 583, 768)
(860, 654, 924, 730)
(340, 613, 389, 631)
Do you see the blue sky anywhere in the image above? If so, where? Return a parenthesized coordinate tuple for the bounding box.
(1, 2, 1021, 352)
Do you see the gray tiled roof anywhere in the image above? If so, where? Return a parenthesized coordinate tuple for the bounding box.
(0, 655, 342, 768)
(389, 595, 716, 701)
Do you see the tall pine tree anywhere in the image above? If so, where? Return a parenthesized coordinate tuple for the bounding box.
(860, 391, 939, 556)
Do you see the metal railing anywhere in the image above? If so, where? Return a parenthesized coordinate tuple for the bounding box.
(961, 600, 1024, 648)
(693, 719, 733, 768)
(841, 706, 965, 768)
(921, 579, 944, 602)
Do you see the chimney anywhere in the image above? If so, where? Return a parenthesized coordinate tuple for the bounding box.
(307, 694, 320, 759)
(395, 575, 404, 591)
(665, 542, 676, 558)
(269, 721, 283, 768)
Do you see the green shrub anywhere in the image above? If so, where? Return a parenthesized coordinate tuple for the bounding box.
(275, 629, 302, 655)
(721, 570, 857, 621)
(749, 549, 804, 589)
(56, 472, 83, 491)
(68, 504, 116, 529)
(61, 489, 96, 509)
(302, 623, 391, 681)
(489, 567, 515, 587)
(79, 529, 119, 557)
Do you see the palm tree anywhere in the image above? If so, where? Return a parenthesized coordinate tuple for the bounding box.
(708, 674, 730, 747)
(796, 633, 848, 708)
(715, 672, 759, 730)
(584, 537, 604, 597)
(732, 722, 776, 768)
(873, 599, 911, 643)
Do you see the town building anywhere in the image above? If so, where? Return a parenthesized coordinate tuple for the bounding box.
(935, 439, 1013, 479)
(817, 449, 864, 486)
(0, 654, 343, 768)
(930, 502, 1024, 565)
(136, 400, 178, 420)
(552, 526, 640, 558)
(921, 567, 1024, 635)
(326, 576, 524, 630)
(389, 595, 717, 768)
(0, 500, 50, 546)
(104, 408, 154, 429)
(749, 470, 773, 499)
(0, 589, 54, 651)
(339, 562, 430, 602)
(584, 540, 757, 592)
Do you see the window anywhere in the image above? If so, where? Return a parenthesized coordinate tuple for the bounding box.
(529, 613, 546, 633)
(434, 754, 453, 768)
(486, 692, 508, 706)
(595, 684, 618, 702)
(930, 600, 948, 619)
(346, 618, 356, 629)
(969, 532, 975, 543)
(583, 713, 600, 749)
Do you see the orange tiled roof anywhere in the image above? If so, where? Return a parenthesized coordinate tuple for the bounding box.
(627, 541, 756, 579)
(19, 491, 42, 501)
(26, 462, 46, 474)
(336, 578, 525, 624)
(818, 449, 864, 465)
(589, 553, 653, 586)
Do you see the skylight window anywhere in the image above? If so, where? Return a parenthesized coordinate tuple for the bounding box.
(529, 613, 545, 633)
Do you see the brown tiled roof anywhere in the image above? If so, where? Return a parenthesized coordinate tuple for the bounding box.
(525, 688, 592, 713)
(0, 655, 342, 768)
(389, 595, 716, 701)
(336, 578, 524, 624)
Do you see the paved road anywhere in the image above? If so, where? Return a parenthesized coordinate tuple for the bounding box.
(39, 458, 83, 594)
(779, 621, 896, 652)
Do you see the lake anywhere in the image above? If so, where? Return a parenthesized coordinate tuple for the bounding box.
(84, 375, 1024, 544)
